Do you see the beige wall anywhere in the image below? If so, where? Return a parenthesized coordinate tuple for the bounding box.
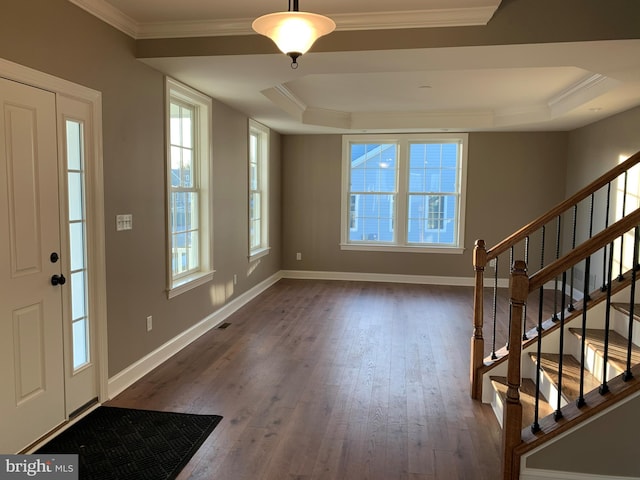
(566, 105, 640, 196)
(565, 105, 640, 288)
(0, 0, 282, 376)
(281, 132, 568, 278)
(526, 393, 640, 477)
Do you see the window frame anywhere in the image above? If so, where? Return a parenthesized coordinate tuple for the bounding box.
(165, 77, 214, 298)
(340, 133, 468, 254)
(248, 119, 271, 260)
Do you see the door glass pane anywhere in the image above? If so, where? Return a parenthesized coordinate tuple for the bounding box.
(66, 119, 90, 371)
(71, 271, 86, 320)
(72, 320, 88, 368)
(67, 172, 83, 221)
(66, 121, 82, 170)
(69, 222, 85, 271)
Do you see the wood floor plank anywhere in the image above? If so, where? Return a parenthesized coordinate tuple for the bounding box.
(108, 279, 502, 479)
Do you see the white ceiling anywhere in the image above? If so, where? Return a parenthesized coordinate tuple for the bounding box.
(69, 0, 640, 134)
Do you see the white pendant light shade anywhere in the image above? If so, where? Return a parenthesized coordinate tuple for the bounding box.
(252, 6, 336, 67)
(252, 12, 335, 56)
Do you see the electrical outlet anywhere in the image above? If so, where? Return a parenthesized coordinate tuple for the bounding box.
(146, 315, 153, 332)
(296, 252, 302, 261)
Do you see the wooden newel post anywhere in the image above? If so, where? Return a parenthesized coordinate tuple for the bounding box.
(502, 260, 528, 480)
(471, 239, 487, 399)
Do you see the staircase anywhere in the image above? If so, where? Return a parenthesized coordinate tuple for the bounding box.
(470, 150, 640, 479)
(489, 302, 640, 426)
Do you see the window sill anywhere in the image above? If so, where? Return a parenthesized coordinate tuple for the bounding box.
(249, 246, 271, 261)
(167, 270, 215, 299)
(340, 243, 465, 254)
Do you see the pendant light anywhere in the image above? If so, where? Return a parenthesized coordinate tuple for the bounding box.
(252, 0, 336, 68)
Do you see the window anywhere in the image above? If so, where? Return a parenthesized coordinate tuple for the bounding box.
(249, 120, 270, 259)
(65, 119, 90, 370)
(166, 78, 213, 297)
(341, 133, 467, 253)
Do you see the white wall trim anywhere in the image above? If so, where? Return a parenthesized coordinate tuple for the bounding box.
(107, 271, 283, 398)
(67, 0, 501, 39)
(282, 269, 511, 288)
(521, 468, 637, 480)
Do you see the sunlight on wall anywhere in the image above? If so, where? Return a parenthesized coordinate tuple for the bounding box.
(206, 258, 262, 310)
(248, 258, 261, 277)
(209, 280, 235, 308)
(613, 153, 639, 274)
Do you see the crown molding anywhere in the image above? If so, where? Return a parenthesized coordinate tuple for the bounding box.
(548, 73, 619, 117)
(334, 7, 500, 32)
(67, 0, 501, 39)
(67, 0, 139, 37)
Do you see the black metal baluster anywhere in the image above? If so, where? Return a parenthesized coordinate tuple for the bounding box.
(553, 215, 561, 322)
(491, 256, 499, 360)
(618, 171, 628, 281)
(568, 205, 578, 312)
(554, 270, 568, 421)
(600, 241, 615, 395)
(584, 194, 595, 302)
(588, 193, 595, 238)
(623, 226, 639, 381)
(523, 236, 530, 341)
(577, 256, 591, 408)
(506, 246, 514, 351)
(531, 227, 546, 433)
(601, 182, 612, 292)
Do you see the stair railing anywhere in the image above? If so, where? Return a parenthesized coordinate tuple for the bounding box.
(501, 208, 640, 480)
(471, 150, 640, 400)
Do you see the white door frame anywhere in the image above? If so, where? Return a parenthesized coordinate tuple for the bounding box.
(0, 57, 108, 409)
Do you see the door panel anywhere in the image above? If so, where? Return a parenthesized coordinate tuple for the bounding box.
(0, 77, 65, 453)
(13, 303, 46, 404)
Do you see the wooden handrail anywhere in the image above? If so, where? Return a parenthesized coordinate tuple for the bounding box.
(529, 209, 640, 292)
(487, 150, 640, 260)
(501, 209, 640, 480)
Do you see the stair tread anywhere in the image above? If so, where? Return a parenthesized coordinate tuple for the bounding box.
(490, 376, 554, 428)
(568, 328, 640, 372)
(529, 353, 600, 402)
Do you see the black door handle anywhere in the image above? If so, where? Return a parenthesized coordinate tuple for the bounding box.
(51, 274, 66, 286)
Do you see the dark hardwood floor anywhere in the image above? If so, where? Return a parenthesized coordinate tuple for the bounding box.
(108, 279, 502, 479)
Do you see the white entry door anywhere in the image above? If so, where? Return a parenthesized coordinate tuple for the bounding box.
(0, 77, 66, 453)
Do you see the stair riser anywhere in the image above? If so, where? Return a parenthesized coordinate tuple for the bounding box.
(490, 388, 505, 429)
(612, 309, 640, 348)
(566, 334, 623, 383)
(533, 367, 567, 410)
(574, 343, 625, 382)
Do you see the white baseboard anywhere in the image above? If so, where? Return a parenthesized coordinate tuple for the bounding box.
(521, 468, 638, 480)
(281, 269, 511, 288)
(107, 271, 283, 398)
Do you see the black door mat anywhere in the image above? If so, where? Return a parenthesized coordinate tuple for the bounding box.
(36, 406, 223, 480)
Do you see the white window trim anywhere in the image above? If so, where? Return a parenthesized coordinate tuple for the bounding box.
(166, 77, 214, 298)
(248, 119, 271, 261)
(340, 133, 468, 254)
